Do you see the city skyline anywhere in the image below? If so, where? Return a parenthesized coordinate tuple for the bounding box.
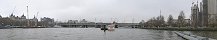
(0, 0, 202, 23)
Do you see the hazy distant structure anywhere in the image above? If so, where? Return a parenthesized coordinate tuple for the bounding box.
(67, 19, 95, 23)
(0, 13, 39, 26)
(0, 15, 2, 18)
(30, 16, 38, 26)
(21, 14, 26, 19)
(68, 20, 78, 23)
(9, 14, 27, 20)
(191, 0, 217, 27)
(40, 17, 54, 27)
(80, 19, 88, 23)
(202, 0, 217, 27)
(191, 2, 201, 27)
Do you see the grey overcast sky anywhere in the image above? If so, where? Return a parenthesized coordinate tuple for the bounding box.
(0, 0, 201, 23)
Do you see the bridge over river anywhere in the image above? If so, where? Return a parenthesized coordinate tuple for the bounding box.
(58, 23, 140, 28)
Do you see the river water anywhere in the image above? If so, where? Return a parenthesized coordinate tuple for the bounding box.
(182, 31, 217, 39)
(0, 28, 184, 40)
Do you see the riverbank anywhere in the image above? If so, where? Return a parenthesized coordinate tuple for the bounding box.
(12, 27, 47, 28)
(174, 31, 215, 40)
(141, 27, 217, 31)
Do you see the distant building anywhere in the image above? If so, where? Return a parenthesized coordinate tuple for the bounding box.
(66, 19, 95, 24)
(0, 14, 39, 26)
(0, 15, 2, 18)
(184, 19, 191, 26)
(21, 14, 26, 19)
(7, 14, 27, 21)
(80, 19, 88, 23)
(191, 3, 200, 27)
(184, 19, 190, 23)
(28, 16, 38, 26)
(203, 0, 217, 26)
(191, 0, 217, 27)
(68, 20, 78, 23)
(40, 17, 54, 27)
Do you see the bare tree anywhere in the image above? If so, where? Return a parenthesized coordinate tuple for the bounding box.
(177, 11, 186, 27)
(167, 14, 174, 27)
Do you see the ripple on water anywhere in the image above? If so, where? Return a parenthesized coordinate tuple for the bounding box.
(0, 28, 184, 40)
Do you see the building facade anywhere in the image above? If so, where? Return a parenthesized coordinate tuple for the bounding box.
(191, 3, 201, 27)
(80, 19, 88, 23)
(40, 17, 54, 27)
(0, 14, 38, 26)
(191, 0, 217, 27)
(68, 20, 78, 23)
(203, 0, 217, 27)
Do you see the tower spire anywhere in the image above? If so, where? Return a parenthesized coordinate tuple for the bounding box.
(160, 10, 162, 16)
(160, 10, 161, 14)
(197, 0, 199, 6)
(192, 1, 194, 6)
(26, 6, 30, 27)
(34, 15, 36, 18)
(27, 6, 29, 19)
(22, 13, 25, 16)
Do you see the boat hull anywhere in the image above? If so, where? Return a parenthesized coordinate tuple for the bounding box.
(101, 28, 108, 30)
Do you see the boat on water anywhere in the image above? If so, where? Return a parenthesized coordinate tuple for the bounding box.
(101, 21, 116, 31)
(107, 24, 115, 31)
(101, 26, 108, 30)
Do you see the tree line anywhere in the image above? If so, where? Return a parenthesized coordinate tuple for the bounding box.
(140, 11, 190, 27)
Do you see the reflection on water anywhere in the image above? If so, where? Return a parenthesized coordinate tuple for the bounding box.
(146, 29, 183, 40)
(0, 28, 183, 40)
(183, 31, 217, 39)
